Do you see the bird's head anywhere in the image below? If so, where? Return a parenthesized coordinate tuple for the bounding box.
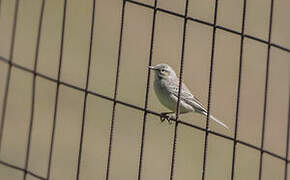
(149, 64, 177, 80)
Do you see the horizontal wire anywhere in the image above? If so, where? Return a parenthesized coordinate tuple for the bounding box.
(0, 160, 47, 180)
(0, 55, 288, 164)
(125, 0, 290, 53)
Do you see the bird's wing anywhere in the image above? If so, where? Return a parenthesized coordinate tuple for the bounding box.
(167, 80, 207, 113)
(167, 80, 229, 129)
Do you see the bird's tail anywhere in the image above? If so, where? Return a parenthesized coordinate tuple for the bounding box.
(202, 112, 229, 130)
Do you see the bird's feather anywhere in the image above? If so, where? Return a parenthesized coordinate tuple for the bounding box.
(166, 79, 207, 113)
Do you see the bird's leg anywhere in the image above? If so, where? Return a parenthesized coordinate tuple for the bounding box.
(160, 112, 175, 124)
(166, 113, 177, 124)
(160, 112, 170, 122)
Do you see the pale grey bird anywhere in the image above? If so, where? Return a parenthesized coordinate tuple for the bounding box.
(149, 64, 229, 129)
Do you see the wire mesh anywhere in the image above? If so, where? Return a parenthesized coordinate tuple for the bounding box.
(0, 0, 289, 180)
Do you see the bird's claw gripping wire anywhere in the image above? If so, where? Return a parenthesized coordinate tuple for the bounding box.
(160, 112, 174, 124)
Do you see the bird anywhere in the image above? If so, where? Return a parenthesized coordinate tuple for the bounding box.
(149, 63, 229, 129)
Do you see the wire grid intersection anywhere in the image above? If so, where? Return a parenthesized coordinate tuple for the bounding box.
(0, 0, 289, 180)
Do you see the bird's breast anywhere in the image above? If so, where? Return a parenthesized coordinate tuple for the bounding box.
(153, 79, 177, 111)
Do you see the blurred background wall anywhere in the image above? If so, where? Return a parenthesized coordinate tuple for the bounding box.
(0, 0, 289, 179)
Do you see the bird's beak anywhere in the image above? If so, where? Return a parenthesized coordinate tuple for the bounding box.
(148, 66, 157, 70)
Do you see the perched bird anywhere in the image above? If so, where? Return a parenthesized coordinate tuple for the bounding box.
(149, 64, 229, 129)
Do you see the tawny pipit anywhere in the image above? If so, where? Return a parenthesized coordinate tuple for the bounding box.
(149, 64, 229, 129)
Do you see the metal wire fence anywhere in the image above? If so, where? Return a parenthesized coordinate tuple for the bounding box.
(0, 0, 289, 180)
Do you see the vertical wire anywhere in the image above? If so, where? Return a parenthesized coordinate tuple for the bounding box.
(230, 0, 247, 179)
(105, 1, 126, 180)
(137, 0, 157, 180)
(75, 0, 96, 179)
(169, 0, 189, 180)
(0, 0, 20, 151)
(46, 0, 68, 178)
(23, 0, 46, 179)
(284, 90, 290, 180)
(0, 0, 2, 17)
(258, 0, 274, 179)
(201, 0, 219, 179)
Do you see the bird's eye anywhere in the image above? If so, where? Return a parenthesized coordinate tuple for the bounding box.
(161, 69, 165, 73)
